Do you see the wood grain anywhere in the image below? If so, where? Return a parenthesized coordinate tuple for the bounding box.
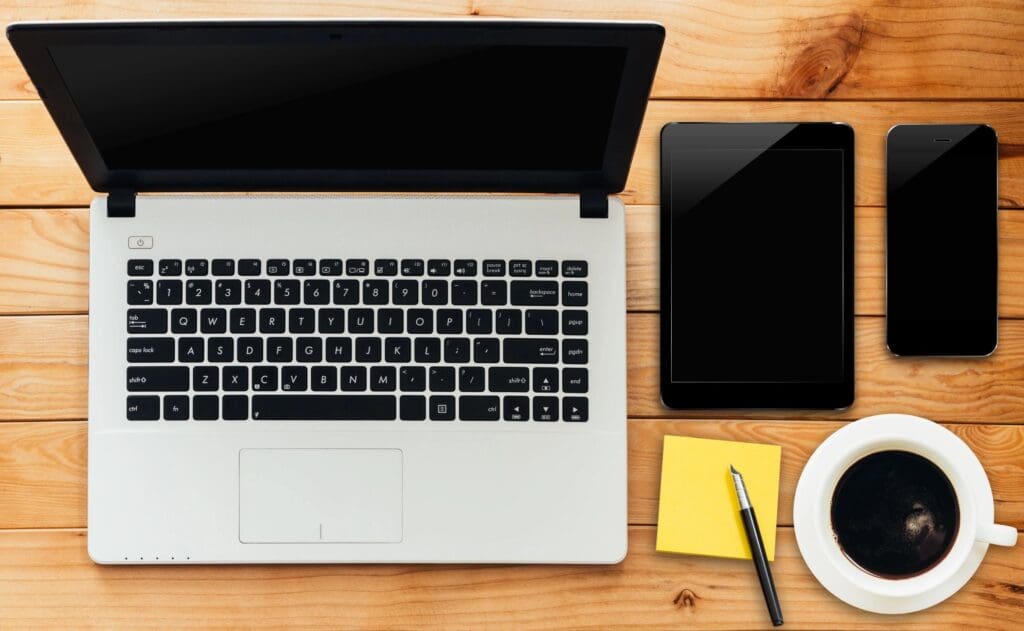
(0, 315, 87, 421)
(0, 528, 1019, 630)
(4, 101, 1024, 208)
(4, 206, 1021, 317)
(3, 419, 1021, 531)
(2, 1, 1024, 101)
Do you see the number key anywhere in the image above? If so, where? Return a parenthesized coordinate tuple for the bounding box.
(185, 279, 211, 305)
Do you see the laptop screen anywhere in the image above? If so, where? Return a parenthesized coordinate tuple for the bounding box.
(48, 42, 627, 172)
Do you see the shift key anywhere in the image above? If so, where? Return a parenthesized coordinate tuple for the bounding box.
(503, 339, 559, 364)
(127, 367, 189, 391)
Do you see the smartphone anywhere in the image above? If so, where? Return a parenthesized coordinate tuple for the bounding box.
(886, 124, 998, 356)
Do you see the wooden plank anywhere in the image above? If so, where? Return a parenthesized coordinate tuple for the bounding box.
(0, 527, 1019, 629)
(5, 206, 1021, 317)
(4, 100, 1024, 208)
(627, 205, 1024, 316)
(3, 419, 1021, 531)
(1, 314, 1023, 423)
(627, 314, 1024, 422)
(2, 1, 1024, 101)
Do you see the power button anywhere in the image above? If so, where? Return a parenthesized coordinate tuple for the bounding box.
(128, 236, 153, 249)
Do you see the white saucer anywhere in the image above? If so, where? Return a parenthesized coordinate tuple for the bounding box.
(793, 414, 994, 614)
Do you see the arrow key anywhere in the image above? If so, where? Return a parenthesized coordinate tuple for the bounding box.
(563, 397, 588, 422)
(533, 396, 558, 422)
(533, 367, 558, 393)
(503, 396, 529, 421)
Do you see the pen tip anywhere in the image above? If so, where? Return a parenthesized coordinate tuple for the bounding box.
(730, 464, 739, 475)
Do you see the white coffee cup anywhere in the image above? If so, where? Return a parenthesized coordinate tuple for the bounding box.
(794, 414, 1018, 614)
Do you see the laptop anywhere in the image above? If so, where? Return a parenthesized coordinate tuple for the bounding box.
(8, 19, 663, 564)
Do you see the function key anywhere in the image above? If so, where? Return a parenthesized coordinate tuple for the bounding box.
(346, 259, 369, 276)
(293, 259, 316, 276)
(185, 259, 208, 276)
(238, 259, 261, 276)
(158, 259, 182, 276)
(562, 260, 588, 277)
(127, 259, 153, 276)
(319, 259, 343, 276)
(482, 260, 506, 276)
(454, 259, 477, 276)
(401, 259, 424, 276)
(535, 260, 558, 277)
(267, 259, 290, 276)
(427, 259, 451, 276)
(509, 260, 532, 277)
(212, 259, 235, 276)
(375, 259, 398, 276)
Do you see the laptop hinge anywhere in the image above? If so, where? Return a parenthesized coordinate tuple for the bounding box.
(579, 191, 608, 219)
(107, 189, 136, 218)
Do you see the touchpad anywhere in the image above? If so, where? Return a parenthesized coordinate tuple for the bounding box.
(239, 449, 402, 543)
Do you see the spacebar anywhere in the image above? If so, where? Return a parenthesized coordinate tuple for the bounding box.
(252, 395, 396, 420)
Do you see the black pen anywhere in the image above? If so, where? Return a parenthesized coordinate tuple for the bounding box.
(730, 465, 784, 626)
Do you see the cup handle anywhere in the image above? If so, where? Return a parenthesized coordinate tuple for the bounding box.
(976, 522, 1018, 547)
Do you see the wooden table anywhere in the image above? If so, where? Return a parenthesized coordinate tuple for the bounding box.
(1, 1, 1022, 628)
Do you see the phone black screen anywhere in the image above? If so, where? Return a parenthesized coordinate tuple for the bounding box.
(887, 125, 998, 356)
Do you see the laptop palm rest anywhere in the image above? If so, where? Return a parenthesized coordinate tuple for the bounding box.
(239, 449, 403, 543)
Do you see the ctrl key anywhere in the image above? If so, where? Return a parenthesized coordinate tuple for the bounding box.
(126, 396, 159, 420)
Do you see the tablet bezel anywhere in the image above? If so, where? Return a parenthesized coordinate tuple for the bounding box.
(659, 122, 854, 409)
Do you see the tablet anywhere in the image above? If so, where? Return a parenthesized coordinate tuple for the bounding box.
(660, 123, 854, 409)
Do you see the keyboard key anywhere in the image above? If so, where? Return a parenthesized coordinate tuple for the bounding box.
(185, 259, 208, 276)
(127, 367, 188, 392)
(238, 259, 261, 276)
(252, 395, 396, 420)
(429, 396, 455, 421)
(495, 309, 522, 334)
(563, 397, 588, 422)
(459, 396, 499, 421)
(481, 280, 507, 305)
(127, 280, 153, 305)
(473, 338, 499, 363)
(385, 337, 411, 363)
(400, 395, 426, 420)
(303, 279, 330, 305)
(356, 337, 381, 362)
(533, 367, 558, 393)
(333, 279, 359, 304)
(319, 308, 345, 333)
(194, 366, 219, 391)
(289, 308, 315, 334)
(127, 338, 173, 363)
(237, 337, 263, 362)
(452, 280, 477, 305)
(427, 260, 451, 276)
(127, 396, 159, 420)
(370, 366, 396, 391)
(534, 397, 559, 422)
(562, 281, 588, 307)
(253, 366, 277, 391)
(459, 367, 485, 392)
(267, 337, 293, 363)
(504, 339, 558, 364)
(169, 308, 196, 334)
(509, 260, 532, 277)
(429, 366, 455, 392)
(346, 259, 369, 276)
(562, 310, 588, 336)
(510, 281, 558, 306)
(378, 311, 404, 336)
(535, 260, 558, 277)
(215, 279, 241, 305)
(230, 308, 256, 334)
(453, 260, 477, 276)
(374, 259, 397, 276)
(392, 280, 418, 305)
(437, 309, 463, 334)
(525, 309, 558, 335)
(310, 366, 336, 391)
(157, 280, 182, 305)
(128, 259, 153, 276)
(326, 337, 353, 362)
(482, 260, 505, 276)
(401, 259, 424, 276)
(178, 337, 204, 363)
(259, 308, 286, 333)
(193, 395, 219, 420)
(267, 259, 289, 276)
(421, 280, 447, 305)
(489, 367, 529, 392)
(158, 259, 182, 276)
(244, 279, 271, 305)
(348, 309, 374, 333)
(363, 280, 388, 304)
(562, 261, 588, 277)
(416, 338, 441, 363)
(185, 279, 212, 305)
(164, 396, 189, 421)
(563, 368, 589, 393)
(563, 339, 588, 364)
(211, 259, 235, 276)
(503, 396, 529, 421)
(223, 395, 248, 420)
(296, 337, 322, 362)
(399, 366, 425, 392)
(340, 366, 366, 391)
(319, 259, 343, 276)
(127, 309, 167, 334)
(466, 309, 492, 334)
(444, 338, 470, 363)
(274, 279, 299, 304)
(222, 367, 248, 391)
(407, 309, 433, 334)
(292, 259, 316, 276)
(207, 337, 234, 363)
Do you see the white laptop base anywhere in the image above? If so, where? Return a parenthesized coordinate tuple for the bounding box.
(88, 194, 627, 564)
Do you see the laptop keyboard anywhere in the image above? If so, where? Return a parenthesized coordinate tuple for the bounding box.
(124, 258, 590, 423)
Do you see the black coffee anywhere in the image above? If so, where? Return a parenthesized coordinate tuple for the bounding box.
(831, 450, 959, 578)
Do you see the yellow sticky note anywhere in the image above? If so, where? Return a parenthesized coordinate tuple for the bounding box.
(656, 435, 781, 561)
